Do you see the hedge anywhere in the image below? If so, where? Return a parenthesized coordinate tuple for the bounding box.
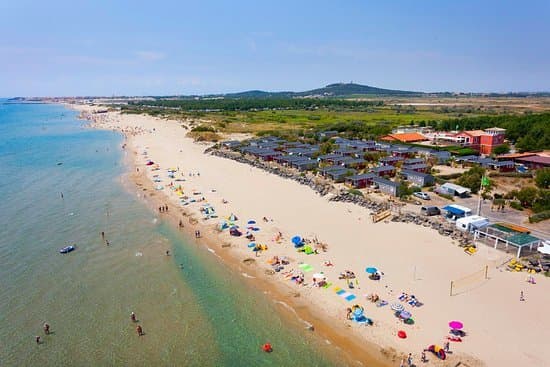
(529, 210, 550, 223)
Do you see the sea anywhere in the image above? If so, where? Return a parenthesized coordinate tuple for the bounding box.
(0, 101, 352, 366)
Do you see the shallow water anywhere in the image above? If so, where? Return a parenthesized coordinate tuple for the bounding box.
(0, 102, 350, 366)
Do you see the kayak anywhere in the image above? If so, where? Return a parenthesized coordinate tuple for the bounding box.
(59, 245, 75, 254)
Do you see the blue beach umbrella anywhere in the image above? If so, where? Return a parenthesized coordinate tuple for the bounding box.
(365, 267, 378, 274)
(247, 242, 256, 248)
(247, 220, 256, 225)
(291, 236, 302, 245)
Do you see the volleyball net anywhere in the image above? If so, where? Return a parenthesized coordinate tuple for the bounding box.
(450, 265, 489, 296)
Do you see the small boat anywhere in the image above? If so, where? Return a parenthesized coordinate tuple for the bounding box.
(59, 245, 75, 254)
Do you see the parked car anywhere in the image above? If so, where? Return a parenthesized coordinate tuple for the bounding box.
(421, 206, 441, 216)
(413, 192, 430, 200)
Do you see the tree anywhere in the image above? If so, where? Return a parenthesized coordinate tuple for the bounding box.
(515, 187, 538, 208)
(492, 143, 510, 155)
(533, 189, 550, 213)
(535, 168, 550, 189)
(456, 166, 486, 193)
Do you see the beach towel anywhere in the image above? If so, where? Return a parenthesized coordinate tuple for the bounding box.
(298, 263, 314, 272)
(334, 287, 356, 301)
(322, 282, 332, 289)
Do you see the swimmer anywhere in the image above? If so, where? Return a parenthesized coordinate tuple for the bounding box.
(131, 312, 136, 322)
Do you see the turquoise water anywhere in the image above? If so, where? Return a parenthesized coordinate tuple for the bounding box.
(0, 102, 348, 366)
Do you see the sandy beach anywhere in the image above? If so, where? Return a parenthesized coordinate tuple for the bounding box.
(75, 105, 550, 367)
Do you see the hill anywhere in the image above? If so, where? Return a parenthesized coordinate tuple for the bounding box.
(215, 83, 422, 99)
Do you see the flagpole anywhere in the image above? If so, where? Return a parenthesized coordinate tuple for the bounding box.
(477, 175, 488, 216)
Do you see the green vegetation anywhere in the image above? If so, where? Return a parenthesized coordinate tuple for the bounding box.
(507, 187, 550, 214)
(509, 201, 524, 211)
(122, 94, 550, 151)
(456, 166, 488, 194)
(529, 210, 550, 223)
(348, 189, 364, 197)
(535, 168, 550, 189)
(492, 143, 510, 155)
(127, 98, 383, 112)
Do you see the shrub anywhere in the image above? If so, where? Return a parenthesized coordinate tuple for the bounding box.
(348, 189, 364, 197)
(529, 210, 550, 223)
(509, 201, 523, 211)
(535, 168, 550, 189)
(436, 173, 462, 180)
(437, 192, 454, 201)
(191, 125, 216, 132)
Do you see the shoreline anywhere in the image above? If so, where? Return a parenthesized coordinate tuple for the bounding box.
(73, 104, 550, 367)
(118, 128, 392, 367)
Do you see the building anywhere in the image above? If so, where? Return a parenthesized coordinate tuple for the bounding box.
(290, 159, 318, 171)
(319, 167, 356, 182)
(372, 177, 400, 197)
(454, 127, 506, 155)
(371, 165, 396, 177)
(402, 163, 429, 173)
(380, 132, 428, 143)
(221, 140, 241, 149)
(379, 156, 403, 166)
(345, 173, 376, 189)
(400, 169, 435, 187)
(403, 158, 425, 165)
(438, 182, 471, 197)
(515, 155, 550, 169)
(342, 158, 367, 169)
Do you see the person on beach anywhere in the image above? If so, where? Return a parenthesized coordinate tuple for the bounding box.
(101, 231, 105, 239)
(179, 220, 183, 228)
(36, 335, 41, 344)
(407, 353, 413, 366)
(399, 359, 404, 367)
(520, 291, 525, 301)
(444, 341, 450, 352)
(136, 325, 143, 336)
(165, 204, 168, 212)
(43, 323, 50, 335)
(421, 351, 427, 363)
(131, 312, 136, 322)
(106, 240, 110, 246)
(166, 250, 170, 256)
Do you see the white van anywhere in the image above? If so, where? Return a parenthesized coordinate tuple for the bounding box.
(456, 215, 489, 232)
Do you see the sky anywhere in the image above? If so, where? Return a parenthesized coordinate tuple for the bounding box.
(1, 0, 549, 96)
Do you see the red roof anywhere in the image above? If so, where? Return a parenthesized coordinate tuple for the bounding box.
(380, 133, 427, 143)
(516, 155, 550, 166)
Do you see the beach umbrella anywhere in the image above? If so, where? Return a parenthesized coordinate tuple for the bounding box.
(291, 236, 302, 245)
(399, 310, 412, 319)
(247, 220, 256, 225)
(247, 242, 256, 248)
(312, 273, 326, 279)
(365, 267, 378, 274)
(228, 213, 238, 221)
(449, 321, 463, 330)
(391, 303, 404, 312)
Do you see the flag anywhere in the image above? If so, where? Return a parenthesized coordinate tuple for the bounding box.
(481, 176, 490, 187)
